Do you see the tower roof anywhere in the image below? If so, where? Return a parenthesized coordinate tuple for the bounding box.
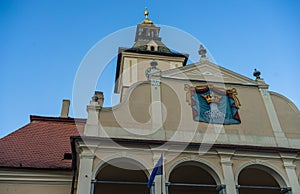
(140, 7, 153, 25)
(132, 8, 175, 54)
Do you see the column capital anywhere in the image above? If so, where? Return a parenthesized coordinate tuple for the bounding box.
(280, 153, 297, 169)
(282, 160, 296, 170)
(216, 149, 235, 156)
(284, 164, 296, 170)
(258, 83, 269, 89)
(217, 149, 235, 166)
(280, 153, 297, 160)
(80, 153, 95, 159)
(220, 159, 233, 166)
(150, 150, 167, 163)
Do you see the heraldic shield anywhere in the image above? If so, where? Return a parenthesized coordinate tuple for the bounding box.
(186, 85, 241, 124)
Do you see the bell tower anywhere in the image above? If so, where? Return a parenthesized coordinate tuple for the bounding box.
(134, 8, 161, 52)
(115, 8, 189, 101)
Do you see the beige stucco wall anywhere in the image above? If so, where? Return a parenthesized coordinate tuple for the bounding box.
(270, 92, 300, 139)
(118, 52, 186, 100)
(100, 82, 152, 130)
(160, 78, 274, 137)
(0, 184, 71, 194)
(99, 75, 286, 148)
(0, 169, 72, 194)
(79, 47, 300, 194)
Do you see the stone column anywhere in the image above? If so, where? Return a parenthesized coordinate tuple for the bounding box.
(218, 150, 236, 194)
(76, 153, 95, 194)
(281, 154, 300, 193)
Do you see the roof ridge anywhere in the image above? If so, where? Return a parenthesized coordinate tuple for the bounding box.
(30, 115, 86, 124)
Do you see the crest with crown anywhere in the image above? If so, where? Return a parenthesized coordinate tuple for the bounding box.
(201, 93, 223, 104)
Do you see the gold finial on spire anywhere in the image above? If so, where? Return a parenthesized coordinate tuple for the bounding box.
(141, 7, 153, 24)
(144, 7, 149, 19)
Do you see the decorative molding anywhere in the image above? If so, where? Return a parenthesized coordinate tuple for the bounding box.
(0, 170, 72, 185)
(218, 150, 235, 166)
(184, 84, 241, 108)
(91, 153, 151, 179)
(151, 79, 161, 87)
(165, 157, 223, 184)
(234, 160, 289, 187)
(280, 154, 297, 170)
(162, 63, 259, 86)
(187, 70, 227, 78)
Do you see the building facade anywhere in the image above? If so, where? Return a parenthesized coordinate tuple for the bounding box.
(1, 10, 300, 194)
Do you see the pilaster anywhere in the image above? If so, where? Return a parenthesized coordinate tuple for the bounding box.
(281, 153, 300, 193)
(152, 152, 165, 194)
(217, 149, 236, 194)
(146, 60, 164, 139)
(150, 78, 163, 132)
(76, 153, 95, 194)
(258, 84, 289, 147)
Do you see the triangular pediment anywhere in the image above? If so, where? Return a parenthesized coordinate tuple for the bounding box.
(161, 60, 258, 86)
(147, 40, 158, 46)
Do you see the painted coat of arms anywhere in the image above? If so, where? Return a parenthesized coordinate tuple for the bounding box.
(185, 85, 241, 124)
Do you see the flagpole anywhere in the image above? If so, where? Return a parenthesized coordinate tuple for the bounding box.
(161, 171, 163, 194)
(147, 153, 164, 193)
(161, 153, 163, 194)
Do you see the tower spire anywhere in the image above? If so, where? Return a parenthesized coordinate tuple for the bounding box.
(144, 7, 149, 19)
(141, 7, 153, 24)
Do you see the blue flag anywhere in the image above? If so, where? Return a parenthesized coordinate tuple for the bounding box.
(147, 154, 163, 188)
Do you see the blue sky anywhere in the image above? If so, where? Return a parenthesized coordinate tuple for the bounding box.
(1, 0, 300, 137)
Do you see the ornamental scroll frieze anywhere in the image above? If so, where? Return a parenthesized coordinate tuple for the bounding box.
(184, 84, 241, 124)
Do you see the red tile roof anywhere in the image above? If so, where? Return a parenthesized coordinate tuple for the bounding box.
(0, 115, 86, 170)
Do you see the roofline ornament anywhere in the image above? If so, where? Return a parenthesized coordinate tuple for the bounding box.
(198, 44, 207, 59)
(253, 68, 261, 80)
(141, 7, 153, 24)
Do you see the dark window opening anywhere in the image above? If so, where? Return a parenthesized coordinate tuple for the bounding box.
(63, 153, 72, 160)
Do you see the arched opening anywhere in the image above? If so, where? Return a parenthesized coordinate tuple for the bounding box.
(168, 161, 222, 194)
(150, 46, 155, 51)
(237, 165, 289, 194)
(93, 158, 150, 194)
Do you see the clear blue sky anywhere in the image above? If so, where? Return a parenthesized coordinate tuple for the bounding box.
(1, 0, 300, 138)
